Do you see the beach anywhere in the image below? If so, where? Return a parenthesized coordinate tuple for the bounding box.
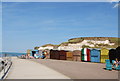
(6, 57, 118, 79)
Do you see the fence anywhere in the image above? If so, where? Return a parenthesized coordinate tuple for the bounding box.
(0, 54, 12, 79)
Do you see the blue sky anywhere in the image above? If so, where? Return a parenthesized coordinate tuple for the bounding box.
(2, 2, 118, 52)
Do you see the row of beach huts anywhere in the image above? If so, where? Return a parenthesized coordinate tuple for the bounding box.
(26, 46, 120, 63)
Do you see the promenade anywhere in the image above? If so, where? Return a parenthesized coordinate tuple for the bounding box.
(6, 57, 70, 79)
(6, 57, 118, 79)
(31, 59, 118, 79)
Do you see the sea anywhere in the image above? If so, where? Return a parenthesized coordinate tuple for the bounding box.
(0, 52, 26, 57)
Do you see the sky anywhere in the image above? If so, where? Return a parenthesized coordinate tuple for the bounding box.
(1, 2, 118, 52)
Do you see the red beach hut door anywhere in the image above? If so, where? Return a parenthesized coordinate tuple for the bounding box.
(87, 49, 91, 62)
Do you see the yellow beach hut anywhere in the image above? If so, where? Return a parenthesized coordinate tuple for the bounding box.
(100, 48, 109, 63)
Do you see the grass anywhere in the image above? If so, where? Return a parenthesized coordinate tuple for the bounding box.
(39, 37, 120, 49)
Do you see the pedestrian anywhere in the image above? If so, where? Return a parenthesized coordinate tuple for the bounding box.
(113, 58, 120, 67)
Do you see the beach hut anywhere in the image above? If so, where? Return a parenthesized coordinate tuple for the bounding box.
(81, 48, 91, 62)
(81, 48, 85, 61)
(38, 50, 43, 58)
(31, 51, 35, 57)
(31, 50, 39, 58)
(100, 48, 109, 63)
(90, 49, 100, 63)
(55, 50, 60, 60)
(116, 46, 120, 61)
(50, 50, 60, 60)
(59, 50, 67, 60)
(66, 51, 73, 61)
(72, 50, 81, 61)
(50, 50, 53, 59)
(109, 49, 116, 63)
(50, 50, 56, 59)
(87, 49, 91, 62)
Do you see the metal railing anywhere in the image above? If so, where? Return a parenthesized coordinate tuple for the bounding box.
(0, 54, 12, 79)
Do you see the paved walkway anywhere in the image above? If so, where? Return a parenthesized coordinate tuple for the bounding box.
(6, 57, 70, 79)
(31, 59, 118, 79)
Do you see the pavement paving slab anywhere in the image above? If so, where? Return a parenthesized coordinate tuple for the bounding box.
(6, 57, 70, 79)
(31, 59, 118, 79)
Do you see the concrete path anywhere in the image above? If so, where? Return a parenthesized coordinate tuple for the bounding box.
(31, 59, 119, 79)
(6, 57, 70, 79)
